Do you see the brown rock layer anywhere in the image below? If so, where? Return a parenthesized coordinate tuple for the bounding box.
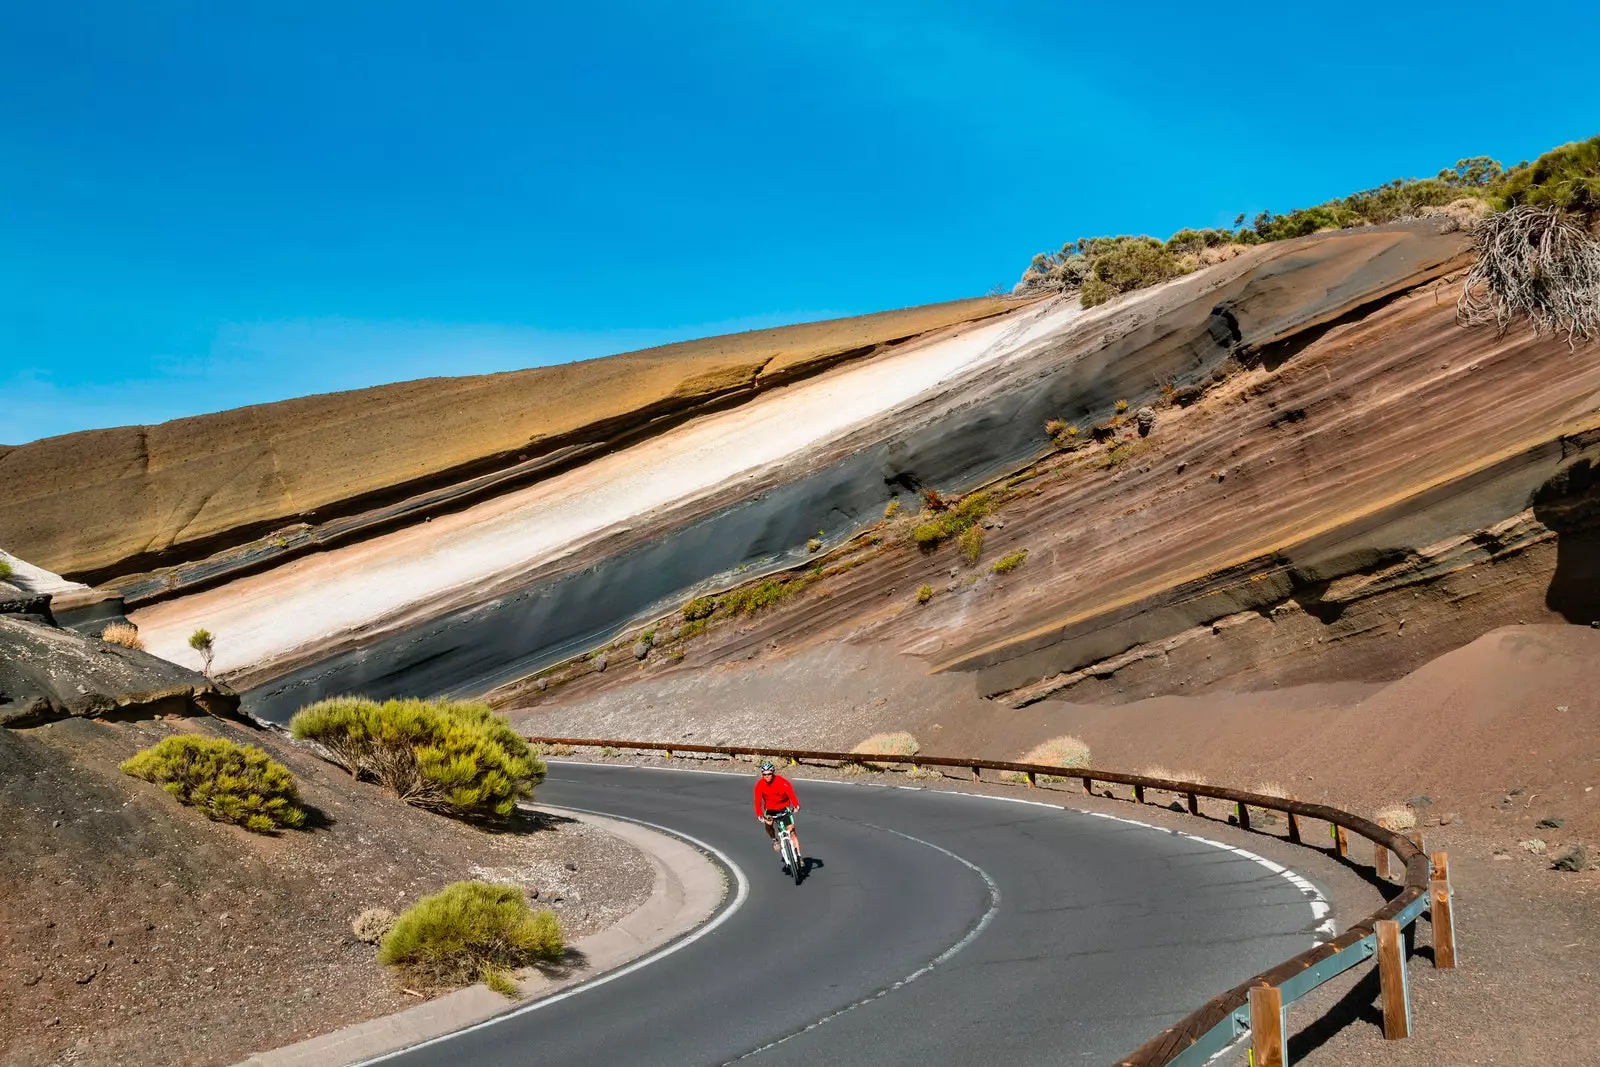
(0, 296, 1021, 582)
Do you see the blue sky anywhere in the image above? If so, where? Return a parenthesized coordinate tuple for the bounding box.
(4, 2, 1597, 445)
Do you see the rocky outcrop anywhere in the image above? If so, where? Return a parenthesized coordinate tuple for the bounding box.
(0, 614, 240, 727)
(0, 297, 1021, 584)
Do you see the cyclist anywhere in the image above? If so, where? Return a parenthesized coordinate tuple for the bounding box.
(753, 760, 802, 870)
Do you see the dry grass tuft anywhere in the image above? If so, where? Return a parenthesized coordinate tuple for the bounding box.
(851, 732, 920, 770)
(1003, 735, 1091, 783)
(352, 908, 397, 945)
(1376, 804, 1418, 831)
(100, 623, 145, 650)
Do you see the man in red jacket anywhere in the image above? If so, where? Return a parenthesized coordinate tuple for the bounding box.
(753, 760, 802, 866)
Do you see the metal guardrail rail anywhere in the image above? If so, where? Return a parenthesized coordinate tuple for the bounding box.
(526, 735, 1458, 1067)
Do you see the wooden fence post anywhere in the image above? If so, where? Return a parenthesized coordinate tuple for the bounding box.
(1430, 851, 1457, 970)
(1375, 841, 1391, 881)
(1025, 771, 1037, 788)
(1081, 776, 1093, 794)
(1336, 825, 1349, 858)
(1376, 919, 1411, 1039)
(971, 766, 982, 781)
(1186, 792, 1199, 816)
(1248, 983, 1287, 1067)
(1132, 783, 1145, 804)
(1286, 811, 1301, 844)
(1236, 803, 1251, 831)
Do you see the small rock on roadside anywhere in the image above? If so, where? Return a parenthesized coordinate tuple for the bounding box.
(1551, 844, 1588, 872)
(592, 654, 607, 673)
(632, 641, 650, 661)
(1536, 816, 1566, 830)
(1406, 794, 1433, 809)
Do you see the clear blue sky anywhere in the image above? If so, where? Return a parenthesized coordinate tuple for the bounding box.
(4, 2, 1597, 445)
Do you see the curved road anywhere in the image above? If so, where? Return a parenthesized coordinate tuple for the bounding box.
(375, 764, 1328, 1066)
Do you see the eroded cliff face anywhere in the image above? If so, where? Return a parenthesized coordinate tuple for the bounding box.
(0, 296, 1021, 584)
(485, 223, 1600, 717)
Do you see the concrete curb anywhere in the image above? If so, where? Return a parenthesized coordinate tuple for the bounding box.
(234, 806, 727, 1067)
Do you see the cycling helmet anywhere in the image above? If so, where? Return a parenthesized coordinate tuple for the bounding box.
(759, 760, 776, 773)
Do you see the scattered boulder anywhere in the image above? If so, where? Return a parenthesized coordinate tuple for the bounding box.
(1551, 844, 1589, 872)
(1406, 794, 1434, 809)
(632, 640, 651, 662)
(592, 654, 608, 673)
(1135, 406, 1156, 436)
(1536, 816, 1566, 830)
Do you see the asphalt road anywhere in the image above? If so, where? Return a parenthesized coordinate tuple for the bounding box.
(375, 763, 1326, 1067)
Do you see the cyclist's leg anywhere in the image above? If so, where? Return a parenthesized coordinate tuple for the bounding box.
(764, 816, 779, 851)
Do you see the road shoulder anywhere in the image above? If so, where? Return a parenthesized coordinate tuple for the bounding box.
(234, 806, 727, 1067)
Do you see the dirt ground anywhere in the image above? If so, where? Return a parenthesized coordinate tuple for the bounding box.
(0, 716, 653, 1067)
(520, 622, 1600, 1064)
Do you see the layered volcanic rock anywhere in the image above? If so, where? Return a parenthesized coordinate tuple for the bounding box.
(0, 295, 1021, 584)
(484, 221, 1600, 718)
(215, 220, 1476, 719)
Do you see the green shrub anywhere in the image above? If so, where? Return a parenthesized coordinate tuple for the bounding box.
(910, 492, 993, 549)
(379, 881, 563, 993)
(290, 697, 545, 819)
(188, 627, 215, 675)
(916, 584, 935, 604)
(0, 559, 12, 582)
(680, 596, 718, 621)
(120, 735, 306, 833)
(958, 524, 984, 565)
(884, 499, 901, 519)
(1496, 135, 1600, 222)
(1079, 275, 1118, 307)
(992, 550, 1028, 574)
(721, 577, 798, 615)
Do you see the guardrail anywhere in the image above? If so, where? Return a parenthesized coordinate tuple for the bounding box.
(526, 735, 1458, 1067)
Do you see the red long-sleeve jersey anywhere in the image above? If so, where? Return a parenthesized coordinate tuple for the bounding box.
(753, 774, 799, 816)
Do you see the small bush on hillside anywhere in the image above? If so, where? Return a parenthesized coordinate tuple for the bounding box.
(920, 487, 947, 512)
(958, 524, 984, 565)
(1044, 418, 1068, 438)
(852, 731, 920, 770)
(991, 550, 1028, 574)
(915, 584, 935, 604)
(379, 881, 563, 994)
(680, 596, 718, 621)
(101, 623, 145, 650)
(909, 492, 992, 550)
(188, 627, 215, 675)
(1003, 736, 1092, 783)
(120, 735, 306, 833)
(721, 577, 798, 615)
(290, 697, 545, 819)
(0, 559, 12, 582)
(353, 907, 397, 944)
(884, 499, 901, 519)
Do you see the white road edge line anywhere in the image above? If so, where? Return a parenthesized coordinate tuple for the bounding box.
(719, 820, 1002, 1065)
(350, 810, 750, 1067)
